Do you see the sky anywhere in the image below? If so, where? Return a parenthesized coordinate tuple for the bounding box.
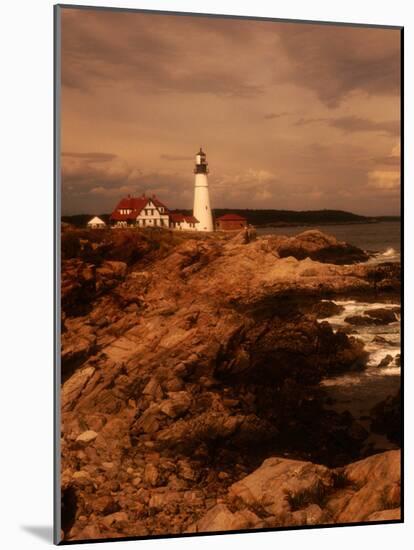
(60, 8, 401, 216)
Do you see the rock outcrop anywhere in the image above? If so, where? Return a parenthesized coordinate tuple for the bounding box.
(191, 450, 401, 532)
(269, 229, 369, 264)
(345, 307, 400, 327)
(59, 228, 401, 541)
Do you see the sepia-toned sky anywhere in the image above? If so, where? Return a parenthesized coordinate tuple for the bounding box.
(60, 8, 401, 216)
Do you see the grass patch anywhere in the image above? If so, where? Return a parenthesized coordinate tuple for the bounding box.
(332, 469, 350, 490)
(285, 480, 327, 511)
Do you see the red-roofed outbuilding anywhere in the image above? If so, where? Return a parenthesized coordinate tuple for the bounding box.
(216, 213, 248, 231)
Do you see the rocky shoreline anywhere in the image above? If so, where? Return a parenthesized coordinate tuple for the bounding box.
(60, 228, 401, 541)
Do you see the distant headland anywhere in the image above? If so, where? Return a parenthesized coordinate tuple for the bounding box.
(62, 209, 400, 229)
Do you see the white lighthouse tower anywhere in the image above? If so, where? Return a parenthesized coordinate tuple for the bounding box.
(193, 147, 214, 232)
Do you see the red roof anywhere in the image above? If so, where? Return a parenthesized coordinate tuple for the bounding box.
(115, 196, 147, 211)
(170, 212, 185, 223)
(170, 213, 199, 224)
(217, 213, 247, 221)
(151, 195, 169, 212)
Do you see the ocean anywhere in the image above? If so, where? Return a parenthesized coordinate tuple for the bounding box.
(257, 221, 401, 263)
(258, 221, 401, 453)
(319, 299, 401, 454)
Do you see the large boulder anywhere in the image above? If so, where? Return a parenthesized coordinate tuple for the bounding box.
(364, 307, 399, 324)
(190, 450, 401, 529)
(334, 450, 401, 522)
(229, 457, 333, 517)
(216, 314, 367, 384)
(272, 230, 369, 264)
(311, 300, 345, 319)
(190, 504, 261, 533)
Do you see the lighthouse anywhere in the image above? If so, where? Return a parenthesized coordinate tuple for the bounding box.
(193, 147, 214, 232)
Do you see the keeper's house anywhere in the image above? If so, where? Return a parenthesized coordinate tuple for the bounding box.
(216, 213, 248, 231)
(110, 194, 198, 231)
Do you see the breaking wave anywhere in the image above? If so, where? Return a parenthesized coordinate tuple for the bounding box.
(319, 299, 401, 453)
(367, 247, 400, 265)
(319, 299, 401, 377)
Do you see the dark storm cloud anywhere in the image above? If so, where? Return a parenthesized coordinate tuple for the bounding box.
(62, 152, 132, 190)
(294, 116, 399, 136)
(329, 116, 399, 136)
(62, 152, 118, 162)
(371, 154, 400, 166)
(294, 117, 326, 127)
(61, 150, 193, 214)
(277, 24, 400, 107)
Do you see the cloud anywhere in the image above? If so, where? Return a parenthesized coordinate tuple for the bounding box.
(88, 184, 137, 197)
(368, 142, 400, 190)
(277, 24, 401, 107)
(59, 9, 401, 216)
(371, 155, 400, 166)
(391, 143, 401, 157)
(62, 151, 118, 162)
(294, 117, 326, 127)
(368, 170, 400, 190)
(62, 153, 132, 189)
(61, 149, 195, 214)
(264, 111, 289, 120)
(61, 8, 264, 98)
(210, 168, 279, 206)
(329, 116, 399, 136)
(160, 154, 193, 161)
(294, 116, 399, 136)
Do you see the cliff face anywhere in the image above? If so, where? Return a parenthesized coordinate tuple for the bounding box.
(60, 229, 401, 541)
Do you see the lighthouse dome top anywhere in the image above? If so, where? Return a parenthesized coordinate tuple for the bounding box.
(195, 147, 209, 174)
